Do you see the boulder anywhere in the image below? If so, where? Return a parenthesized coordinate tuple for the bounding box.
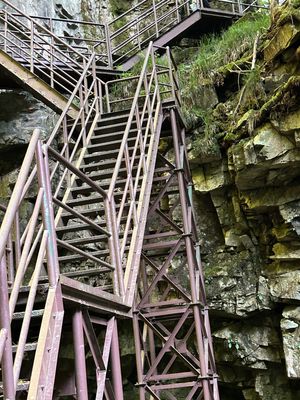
(281, 306, 300, 379)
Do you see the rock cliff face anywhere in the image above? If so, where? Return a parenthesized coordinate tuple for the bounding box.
(185, 3, 300, 399)
(0, 1, 300, 399)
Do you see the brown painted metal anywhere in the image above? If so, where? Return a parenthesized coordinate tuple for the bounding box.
(132, 109, 219, 399)
(0, 0, 270, 398)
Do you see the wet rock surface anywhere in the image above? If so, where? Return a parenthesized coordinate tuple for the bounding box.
(188, 3, 300, 398)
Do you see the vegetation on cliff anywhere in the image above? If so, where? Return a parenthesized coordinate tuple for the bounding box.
(178, 2, 300, 164)
(182, 3, 300, 398)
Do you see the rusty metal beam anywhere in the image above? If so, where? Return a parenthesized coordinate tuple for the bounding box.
(0, 49, 79, 118)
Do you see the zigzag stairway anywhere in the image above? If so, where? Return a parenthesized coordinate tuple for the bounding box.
(0, 0, 267, 398)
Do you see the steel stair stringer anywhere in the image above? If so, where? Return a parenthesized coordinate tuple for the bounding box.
(27, 284, 64, 400)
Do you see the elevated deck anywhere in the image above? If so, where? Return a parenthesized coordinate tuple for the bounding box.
(121, 7, 239, 70)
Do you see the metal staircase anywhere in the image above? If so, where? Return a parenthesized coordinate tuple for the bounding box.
(0, 0, 268, 399)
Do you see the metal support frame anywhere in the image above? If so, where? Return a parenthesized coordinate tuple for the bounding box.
(132, 109, 219, 399)
(0, 0, 229, 395)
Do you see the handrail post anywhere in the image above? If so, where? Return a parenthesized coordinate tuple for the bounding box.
(91, 56, 100, 115)
(4, 11, 8, 53)
(0, 256, 15, 399)
(105, 197, 125, 297)
(137, 18, 141, 50)
(62, 116, 71, 187)
(98, 79, 103, 114)
(105, 82, 111, 113)
(186, 0, 191, 16)
(79, 85, 87, 146)
(30, 19, 34, 73)
(152, 0, 159, 38)
(49, 17, 54, 88)
(175, 0, 180, 22)
(14, 211, 21, 267)
(238, 0, 243, 14)
(35, 141, 60, 287)
(7, 233, 15, 285)
(105, 23, 113, 68)
(166, 46, 176, 102)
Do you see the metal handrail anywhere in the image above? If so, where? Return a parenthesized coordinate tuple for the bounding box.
(0, 0, 100, 63)
(0, 0, 110, 95)
(103, 42, 178, 301)
(106, 0, 268, 66)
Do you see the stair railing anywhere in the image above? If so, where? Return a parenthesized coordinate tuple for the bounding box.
(0, 0, 109, 97)
(105, 0, 268, 66)
(103, 42, 178, 304)
(7, 13, 108, 61)
(108, 0, 189, 65)
(0, 129, 63, 397)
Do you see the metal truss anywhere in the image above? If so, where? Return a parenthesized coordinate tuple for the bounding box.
(133, 109, 219, 400)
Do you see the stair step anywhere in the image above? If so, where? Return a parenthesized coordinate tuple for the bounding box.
(61, 202, 130, 220)
(90, 128, 145, 145)
(8, 283, 49, 294)
(93, 119, 148, 136)
(83, 144, 149, 163)
(62, 268, 115, 280)
(0, 380, 30, 392)
(86, 136, 144, 153)
(77, 166, 138, 183)
(64, 231, 131, 246)
(58, 246, 128, 263)
(70, 173, 170, 196)
(70, 176, 140, 195)
(12, 342, 38, 353)
(58, 248, 109, 263)
(100, 108, 132, 121)
(12, 309, 44, 320)
(97, 110, 148, 126)
(80, 154, 169, 173)
(65, 184, 178, 208)
(80, 158, 127, 172)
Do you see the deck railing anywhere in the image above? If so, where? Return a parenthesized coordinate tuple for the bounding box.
(107, 0, 268, 66)
(0, 0, 268, 71)
(0, 38, 179, 301)
(0, 0, 110, 93)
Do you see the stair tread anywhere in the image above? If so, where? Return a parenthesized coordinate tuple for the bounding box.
(61, 202, 130, 219)
(12, 309, 44, 320)
(12, 342, 38, 352)
(94, 118, 148, 132)
(70, 174, 171, 195)
(0, 380, 30, 391)
(86, 136, 141, 152)
(64, 231, 131, 246)
(8, 283, 49, 294)
(83, 144, 149, 162)
(56, 222, 105, 233)
(58, 246, 128, 263)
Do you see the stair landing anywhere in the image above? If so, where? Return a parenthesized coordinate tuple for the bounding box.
(121, 8, 239, 70)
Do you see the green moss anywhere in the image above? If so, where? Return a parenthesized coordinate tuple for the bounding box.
(179, 11, 270, 145)
(179, 12, 270, 88)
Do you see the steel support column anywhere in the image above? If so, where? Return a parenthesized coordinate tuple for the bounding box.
(132, 108, 219, 399)
(73, 309, 89, 400)
(0, 256, 15, 399)
(111, 319, 124, 400)
(170, 108, 212, 400)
